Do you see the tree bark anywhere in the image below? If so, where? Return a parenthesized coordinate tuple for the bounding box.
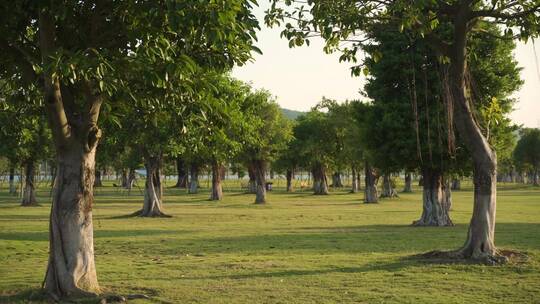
(188, 162, 199, 194)
(351, 167, 359, 193)
(44, 144, 100, 298)
(209, 159, 224, 201)
(364, 162, 378, 203)
(40, 10, 102, 298)
(8, 166, 16, 195)
(380, 174, 398, 198)
(136, 155, 168, 217)
(120, 169, 128, 188)
(413, 168, 453, 226)
(21, 161, 38, 206)
(247, 163, 257, 194)
(447, 16, 501, 261)
(286, 169, 294, 192)
(93, 169, 103, 187)
(127, 169, 136, 190)
(175, 157, 188, 188)
(403, 172, 412, 193)
(331, 172, 344, 188)
(253, 160, 267, 204)
(311, 163, 329, 195)
(451, 178, 461, 190)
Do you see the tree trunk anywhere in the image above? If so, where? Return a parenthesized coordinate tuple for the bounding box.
(209, 159, 224, 201)
(364, 162, 378, 203)
(93, 169, 103, 187)
(120, 169, 128, 188)
(40, 10, 102, 298)
(175, 157, 188, 188)
(44, 144, 100, 298)
(8, 166, 16, 195)
(127, 169, 135, 190)
(188, 163, 199, 194)
(311, 163, 329, 195)
(286, 169, 294, 192)
(247, 163, 257, 194)
(447, 30, 501, 261)
(403, 172, 412, 193)
(253, 160, 267, 204)
(137, 155, 167, 217)
(451, 178, 461, 190)
(351, 167, 359, 193)
(533, 168, 539, 186)
(21, 161, 38, 206)
(331, 172, 343, 188)
(380, 174, 398, 198)
(413, 168, 453, 226)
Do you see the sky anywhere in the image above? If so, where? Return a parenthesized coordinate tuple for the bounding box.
(232, 4, 540, 128)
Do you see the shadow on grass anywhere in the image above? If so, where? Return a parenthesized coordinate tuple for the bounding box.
(0, 289, 49, 304)
(0, 229, 192, 242)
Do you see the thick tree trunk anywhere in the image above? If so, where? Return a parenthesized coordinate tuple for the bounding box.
(351, 167, 359, 193)
(137, 155, 168, 217)
(331, 172, 344, 188)
(286, 169, 294, 192)
(253, 160, 267, 204)
(120, 169, 128, 188)
(311, 163, 329, 195)
(93, 169, 103, 187)
(175, 157, 188, 188)
(40, 10, 102, 298)
(21, 161, 38, 206)
(44, 144, 100, 298)
(447, 31, 501, 261)
(533, 168, 539, 186)
(8, 166, 16, 195)
(451, 178, 461, 190)
(380, 174, 398, 198)
(188, 163, 199, 194)
(247, 163, 257, 194)
(364, 162, 378, 203)
(127, 169, 135, 190)
(209, 160, 224, 201)
(413, 168, 453, 226)
(403, 172, 412, 193)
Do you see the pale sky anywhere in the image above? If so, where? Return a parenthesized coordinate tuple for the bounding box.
(232, 4, 540, 128)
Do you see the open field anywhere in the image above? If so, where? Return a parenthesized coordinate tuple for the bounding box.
(1, 181, 539, 303)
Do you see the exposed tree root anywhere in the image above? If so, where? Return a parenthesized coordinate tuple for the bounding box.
(129, 209, 172, 218)
(415, 248, 528, 265)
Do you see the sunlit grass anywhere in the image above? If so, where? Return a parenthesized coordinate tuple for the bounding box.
(0, 179, 539, 303)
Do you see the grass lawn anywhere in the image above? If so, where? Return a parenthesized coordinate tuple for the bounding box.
(0, 180, 539, 303)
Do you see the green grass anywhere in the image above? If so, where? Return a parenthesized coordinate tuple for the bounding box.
(0, 180, 539, 303)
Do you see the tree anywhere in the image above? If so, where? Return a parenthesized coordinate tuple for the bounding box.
(293, 105, 336, 195)
(195, 75, 251, 201)
(0, 0, 260, 298)
(514, 129, 540, 185)
(267, 0, 539, 263)
(239, 89, 293, 203)
(0, 83, 51, 206)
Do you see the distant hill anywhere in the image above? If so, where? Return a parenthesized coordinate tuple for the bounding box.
(281, 108, 304, 120)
